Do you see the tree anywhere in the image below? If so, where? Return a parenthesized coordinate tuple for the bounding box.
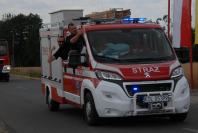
(0, 13, 42, 66)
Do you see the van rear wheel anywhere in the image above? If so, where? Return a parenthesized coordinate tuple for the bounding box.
(84, 92, 99, 125)
(46, 91, 60, 111)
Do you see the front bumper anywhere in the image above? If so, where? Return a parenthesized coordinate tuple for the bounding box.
(93, 77, 190, 117)
(0, 72, 9, 79)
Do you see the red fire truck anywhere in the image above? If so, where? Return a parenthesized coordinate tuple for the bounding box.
(0, 39, 10, 82)
(40, 18, 190, 125)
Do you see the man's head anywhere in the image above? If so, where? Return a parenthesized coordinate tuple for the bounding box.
(57, 36, 64, 46)
(68, 22, 77, 35)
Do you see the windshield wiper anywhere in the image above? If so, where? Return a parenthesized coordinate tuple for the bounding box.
(95, 55, 175, 64)
(154, 56, 175, 61)
(125, 56, 175, 62)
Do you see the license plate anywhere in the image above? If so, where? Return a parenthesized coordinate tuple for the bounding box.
(143, 95, 169, 103)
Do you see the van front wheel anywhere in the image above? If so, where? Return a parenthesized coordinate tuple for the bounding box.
(84, 92, 99, 125)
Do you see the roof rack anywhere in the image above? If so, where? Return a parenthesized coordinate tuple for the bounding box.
(73, 17, 117, 25)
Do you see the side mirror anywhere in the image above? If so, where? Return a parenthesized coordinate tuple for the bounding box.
(68, 50, 81, 68)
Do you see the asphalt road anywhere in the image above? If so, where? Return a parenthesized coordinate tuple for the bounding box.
(0, 76, 198, 133)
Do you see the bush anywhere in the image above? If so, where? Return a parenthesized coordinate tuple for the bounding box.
(11, 67, 40, 78)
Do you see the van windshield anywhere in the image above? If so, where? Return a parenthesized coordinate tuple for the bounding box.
(0, 42, 8, 56)
(87, 28, 175, 64)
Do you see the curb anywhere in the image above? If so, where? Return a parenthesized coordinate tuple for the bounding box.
(11, 74, 40, 80)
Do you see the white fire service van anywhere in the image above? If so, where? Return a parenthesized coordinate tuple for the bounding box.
(40, 18, 190, 125)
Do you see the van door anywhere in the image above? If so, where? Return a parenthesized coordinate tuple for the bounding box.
(63, 46, 89, 104)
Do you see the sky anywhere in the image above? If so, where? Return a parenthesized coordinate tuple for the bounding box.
(0, 0, 196, 25)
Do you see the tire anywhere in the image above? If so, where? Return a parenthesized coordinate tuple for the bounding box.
(83, 92, 99, 125)
(169, 113, 188, 122)
(46, 90, 60, 111)
(2, 74, 9, 82)
(5, 75, 9, 82)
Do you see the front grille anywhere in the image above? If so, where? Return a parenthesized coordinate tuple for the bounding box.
(125, 83, 172, 96)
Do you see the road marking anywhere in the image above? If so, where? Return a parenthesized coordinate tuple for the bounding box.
(183, 128, 198, 133)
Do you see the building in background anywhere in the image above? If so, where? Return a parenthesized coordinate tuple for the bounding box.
(85, 8, 131, 19)
(50, 9, 83, 26)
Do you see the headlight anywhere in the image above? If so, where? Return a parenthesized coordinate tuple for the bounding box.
(171, 67, 184, 78)
(2, 65, 11, 73)
(95, 70, 123, 81)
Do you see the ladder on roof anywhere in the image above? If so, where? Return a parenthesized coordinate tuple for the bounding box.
(73, 17, 118, 25)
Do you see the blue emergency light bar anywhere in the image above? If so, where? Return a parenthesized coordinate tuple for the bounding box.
(122, 17, 147, 24)
(73, 17, 147, 25)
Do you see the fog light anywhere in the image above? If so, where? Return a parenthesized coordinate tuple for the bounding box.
(105, 94, 112, 98)
(181, 88, 186, 94)
(181, 83, 188, 95)
(126, 111, 133, 116)
(184, 105, 188, 109)
(105, 108, 111, 114)
(103, 92, 113, 99)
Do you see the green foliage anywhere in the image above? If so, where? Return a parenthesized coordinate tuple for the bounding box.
(11, 67, 41, 78)
(0, 13, 42, 66)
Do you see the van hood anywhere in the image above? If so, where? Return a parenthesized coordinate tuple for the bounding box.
(95, 61, 179, 81)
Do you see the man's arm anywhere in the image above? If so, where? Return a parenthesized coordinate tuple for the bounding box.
(70, 29, 83, 44)
(47, 46, 56, 63)
(48, 46, 62, 63)
(48, 55, 56, 63)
